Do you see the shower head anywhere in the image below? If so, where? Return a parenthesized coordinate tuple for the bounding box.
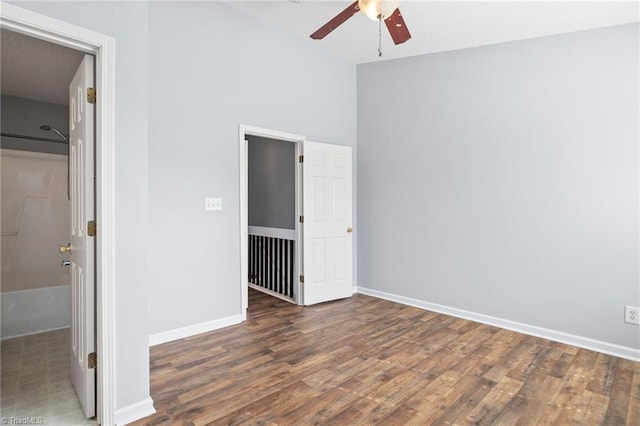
(40, 124, 69, 142)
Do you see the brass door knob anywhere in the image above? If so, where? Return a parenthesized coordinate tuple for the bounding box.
(347, 227, 353, 233)
(59, 243, 71, 253)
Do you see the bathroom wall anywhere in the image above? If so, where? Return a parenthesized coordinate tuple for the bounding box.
(1, 95, 69, 155)
(1, 97, 71, 338)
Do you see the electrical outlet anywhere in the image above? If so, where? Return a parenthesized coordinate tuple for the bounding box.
(624, 306, 640, 325)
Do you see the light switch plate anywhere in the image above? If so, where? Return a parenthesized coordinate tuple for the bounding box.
(205, 197, 222, 211)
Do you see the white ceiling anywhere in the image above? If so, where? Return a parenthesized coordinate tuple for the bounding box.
(1, 2, 637, 105)
(228, 1, 640, 64)
(1, 29, 85, 105)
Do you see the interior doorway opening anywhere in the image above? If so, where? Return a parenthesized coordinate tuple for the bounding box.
(0, 28, 97, 422)
(239, 125, 355, 314)
(246, 135, 298, 304)
(239, 125, 304, 318)
(1, 3, 118, 423)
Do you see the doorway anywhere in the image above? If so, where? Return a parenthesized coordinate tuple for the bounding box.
(239, 126, 303, 316)
(1, 4, 117, 424)
(246, 134, 299, 304)
(0, 29, 96, 422)
(239, 125, 355, 315)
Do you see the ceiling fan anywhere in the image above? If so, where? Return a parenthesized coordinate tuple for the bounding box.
(310, 0, 411, 51)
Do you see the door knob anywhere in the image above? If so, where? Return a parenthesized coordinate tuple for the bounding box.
(347, 227, 353, 233)
(59, 243, 71, 253)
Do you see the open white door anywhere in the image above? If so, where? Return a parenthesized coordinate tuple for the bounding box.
(302, 141, 353, 305)
(69, 54, 96, 418)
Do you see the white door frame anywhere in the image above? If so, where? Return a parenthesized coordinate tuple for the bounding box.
(238, 124, 304, 317)
(0, 4, 117, 424)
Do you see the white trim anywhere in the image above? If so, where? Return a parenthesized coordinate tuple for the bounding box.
(1, 4, 118, 424)
(239, 137, 248, 320)
(248, 226, 295, 240)
(240, 124, 305, 143)
(357, 286, 640, 362)
(238, 124, 305, 311)
(149, 314, 243, 347)
(295, 141, 303, 305)
(248, 283, 295, 304)
(115, 397, 155, 426)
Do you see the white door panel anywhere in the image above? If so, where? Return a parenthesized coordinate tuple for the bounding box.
(69, 54, 95, 418)
(302, 141, 353, 305)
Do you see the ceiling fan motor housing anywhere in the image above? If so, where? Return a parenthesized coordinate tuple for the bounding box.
(358, 0, 399, 21)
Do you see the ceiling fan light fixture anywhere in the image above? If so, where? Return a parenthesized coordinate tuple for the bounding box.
(358, 0, 398, 21)
(310, 0, 410, 46)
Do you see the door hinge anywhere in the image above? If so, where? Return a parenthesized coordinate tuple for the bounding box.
(299, 155, 303, 163)
(88, 352, 97, 369)
(299, 215, 304, 223)
(300, 275, 304, 283)
(87, 87, 96, 104)
(87, 221, 97, 237)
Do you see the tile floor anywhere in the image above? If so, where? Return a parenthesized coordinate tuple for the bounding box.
(1, 329, 94, 425)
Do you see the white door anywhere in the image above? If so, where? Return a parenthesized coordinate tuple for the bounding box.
(302, 141, 353, 305)
(69, 54, 96, 418)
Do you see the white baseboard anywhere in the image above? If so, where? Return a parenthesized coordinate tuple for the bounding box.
(115, 397, 155, 425)
(357, 286, 640, 362)
(1, 285, 70, 339)
(149, 314, 243, 347)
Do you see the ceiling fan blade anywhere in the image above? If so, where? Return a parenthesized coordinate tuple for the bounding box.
(384, 8, 411, 45)
(310, 1, 360, 40)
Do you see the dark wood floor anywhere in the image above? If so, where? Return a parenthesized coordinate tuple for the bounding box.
(135, 289, 639, 425)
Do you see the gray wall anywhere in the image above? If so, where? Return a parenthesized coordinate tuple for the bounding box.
(247, 135, 295, 230)
(1, 95, 68, 155)
(146, 1, 356, 336)
(11, 1, 151, 414)
(357, 23, 639, 350)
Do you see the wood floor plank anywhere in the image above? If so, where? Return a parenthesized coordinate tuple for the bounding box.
(603, 358, 635, 425)
(463, 375, 523, 425)
(537, 368, 587, 423)
(586, 353, 619, 396)
(368, 404, 418, 425)
(134, 289, 640, 425)
(430, 377, 495, 425)
(626, 366, 640, 426)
